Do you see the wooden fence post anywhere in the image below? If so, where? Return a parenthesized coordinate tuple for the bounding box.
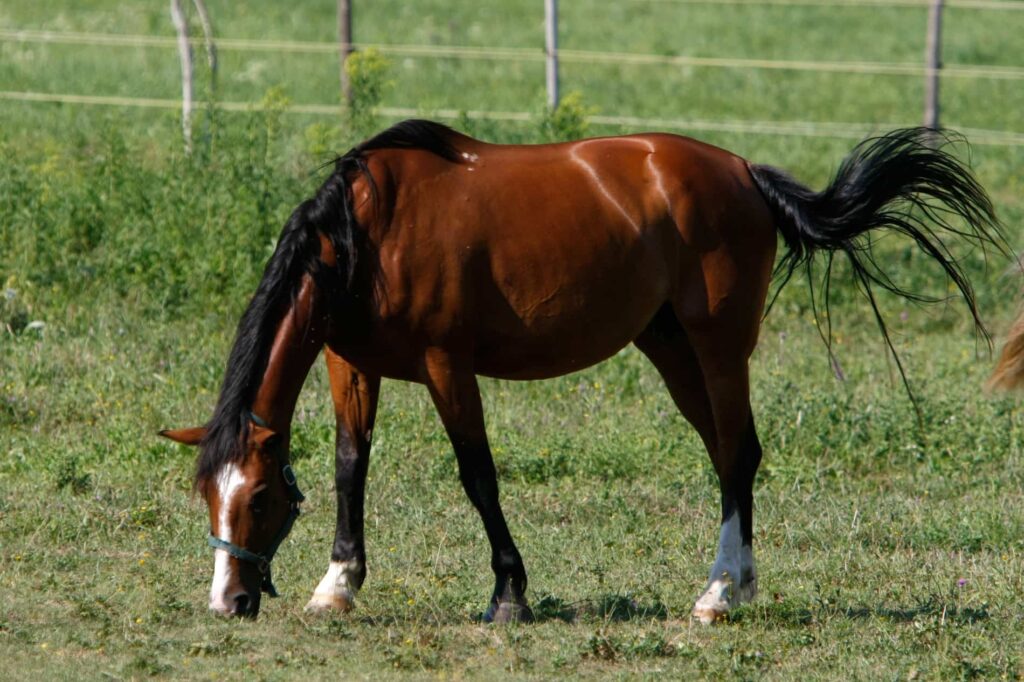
(192, 0, 217, 97)
(170, 0, 193, 154)
(545, 0, 559, 109)
(338, 0, 353, 105)
(923, 0, 944, 130)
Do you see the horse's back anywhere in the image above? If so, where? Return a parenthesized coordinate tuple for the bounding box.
(344, 132, 775, 380)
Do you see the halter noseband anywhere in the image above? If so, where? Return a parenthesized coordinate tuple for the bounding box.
(206, 411, 305, 598)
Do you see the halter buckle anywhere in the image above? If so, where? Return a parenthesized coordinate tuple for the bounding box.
(282, 464, 297, 487)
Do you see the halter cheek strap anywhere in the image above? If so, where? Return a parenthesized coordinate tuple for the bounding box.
(248, 410, 271, 429)
(206, 411, 305, 598)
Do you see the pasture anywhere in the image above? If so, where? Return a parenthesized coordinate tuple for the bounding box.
(2, 1, 1024, 679)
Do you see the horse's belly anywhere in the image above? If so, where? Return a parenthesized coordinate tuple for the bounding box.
(470, 274, 666, 380)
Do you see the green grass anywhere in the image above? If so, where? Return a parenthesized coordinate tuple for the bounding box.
(2, 1, 1024, 680)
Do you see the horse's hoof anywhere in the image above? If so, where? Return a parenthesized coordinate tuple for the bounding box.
(691, 574, 734, 624)
(484, 600, 534, 624)
(304, 591, 355, 614)
(691, 604, 728, 625)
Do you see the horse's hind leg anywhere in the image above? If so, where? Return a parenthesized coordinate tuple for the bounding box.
(305, 349, 380, 613)
(422, 348, 533, 624)
(634, 304, 762, 623)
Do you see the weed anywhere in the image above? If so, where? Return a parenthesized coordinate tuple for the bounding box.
(538, 91, 596, 142)
(346, 48, 393, 140)
(54, 458, 92, 494)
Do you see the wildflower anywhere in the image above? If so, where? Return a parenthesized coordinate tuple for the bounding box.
(957, 578, 967, 588)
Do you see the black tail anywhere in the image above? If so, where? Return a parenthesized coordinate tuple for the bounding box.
(748, 127, 1005, 404)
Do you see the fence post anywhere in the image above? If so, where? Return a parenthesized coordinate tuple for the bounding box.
(338, 0, 353, 105)
(923, 0, 944, 130)
(169, 0, 193, 154)
(545, 0, 559, 109)
(192, 0, 217, 98)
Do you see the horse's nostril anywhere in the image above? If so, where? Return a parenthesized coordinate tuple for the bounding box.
(233, 593, 251, 615)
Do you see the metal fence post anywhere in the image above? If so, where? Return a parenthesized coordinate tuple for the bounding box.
(545, 0, 559, 109)
(924, 0, 944, 130)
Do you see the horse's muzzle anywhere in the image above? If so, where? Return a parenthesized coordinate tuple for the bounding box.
(209, 590, 259, 618)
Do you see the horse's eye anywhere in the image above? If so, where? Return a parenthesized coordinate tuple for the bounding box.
(249, 489, 267, 514)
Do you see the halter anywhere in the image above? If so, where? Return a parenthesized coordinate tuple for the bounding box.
(206, 411, 305, 598)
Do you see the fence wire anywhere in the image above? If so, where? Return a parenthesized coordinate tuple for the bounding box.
(3, 29, 1024, 81)
(3, 90, 1023, 146)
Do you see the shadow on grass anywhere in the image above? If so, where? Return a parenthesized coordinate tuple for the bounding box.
(532, 593, 669, 623)
(841, 597, 990, 625)
(301, 595, 668, 629)
(729, 594, 990, 627)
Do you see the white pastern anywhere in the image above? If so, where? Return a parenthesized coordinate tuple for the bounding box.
(693, 513, 745, 623)
(305, 559, 363, 612)
(209, 462, 246, 613)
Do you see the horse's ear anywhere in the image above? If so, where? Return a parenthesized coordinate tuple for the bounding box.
(159, 426, 207, 446)
(250, 425, 282, 452)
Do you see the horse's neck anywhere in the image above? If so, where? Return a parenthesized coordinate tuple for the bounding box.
(250, 274, 328, 434)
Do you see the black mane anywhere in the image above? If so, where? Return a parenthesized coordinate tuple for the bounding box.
(195, 120, 462, 485)
(355, 119, 464, 161)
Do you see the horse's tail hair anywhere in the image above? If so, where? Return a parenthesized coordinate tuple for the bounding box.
(988, 304, 1024, 391)
(747, 127, 1005, 403)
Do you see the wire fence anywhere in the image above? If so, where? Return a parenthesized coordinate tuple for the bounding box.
(4, 89, 1023, 147)
(3, 29, 1024, 80)
(1, 0, 1022, 144)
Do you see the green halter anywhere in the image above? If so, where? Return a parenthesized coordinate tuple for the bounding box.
(206, 411, 305, 597)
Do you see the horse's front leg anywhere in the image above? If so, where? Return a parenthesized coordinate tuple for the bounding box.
(305, 348, 380, 613)
(422, 349, 533, 623)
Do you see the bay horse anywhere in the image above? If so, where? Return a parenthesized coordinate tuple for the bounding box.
(161, 120, 1000, 622)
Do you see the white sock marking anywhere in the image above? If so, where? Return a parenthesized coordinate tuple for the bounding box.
(306, 560, 363, 611)
(693, 512, 745, 622)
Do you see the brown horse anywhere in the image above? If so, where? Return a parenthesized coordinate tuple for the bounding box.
(161, 121, 999, 622)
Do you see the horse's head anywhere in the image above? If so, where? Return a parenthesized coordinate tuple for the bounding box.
(159, 421, 303, 618)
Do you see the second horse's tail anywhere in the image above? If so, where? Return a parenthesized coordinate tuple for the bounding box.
(989, 306, 1024, 391)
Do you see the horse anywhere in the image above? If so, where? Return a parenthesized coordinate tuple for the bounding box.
(160, 120, 1000, 622)
(989, 306, 1024, 391)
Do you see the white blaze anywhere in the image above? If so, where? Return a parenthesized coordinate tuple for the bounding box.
(209, 462, 246, 612)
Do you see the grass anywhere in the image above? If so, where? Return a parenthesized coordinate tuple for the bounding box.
(2, 1, 1024, 680)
